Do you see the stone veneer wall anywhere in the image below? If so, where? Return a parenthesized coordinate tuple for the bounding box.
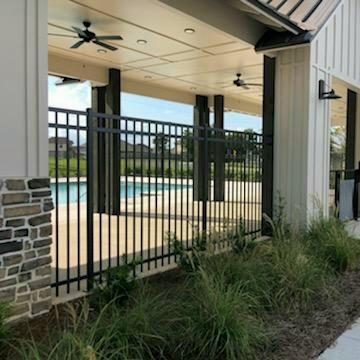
(0, 178, 53, 320)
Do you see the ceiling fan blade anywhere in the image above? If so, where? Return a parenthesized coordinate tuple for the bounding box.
(72, 26, 87, 37)
(49, 33, 78, 38)
(243, 83, 263, 87)
(96, 35, 123, 41)
(93, 40, 118, 51)
(71, 40, 85, 49)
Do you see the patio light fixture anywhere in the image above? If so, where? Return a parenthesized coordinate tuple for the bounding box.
(319, 80, 342, 100)
(137, 39, 147, 44)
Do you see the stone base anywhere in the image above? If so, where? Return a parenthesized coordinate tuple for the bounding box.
(0, 178, 53, 321)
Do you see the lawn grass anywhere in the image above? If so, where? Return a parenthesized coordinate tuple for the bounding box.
(2, 214, 360, 359)
(49, 157, 261, 181)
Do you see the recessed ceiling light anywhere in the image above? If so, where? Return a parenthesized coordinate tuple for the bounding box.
(137, 39, 148, 45)
(184, 28, 195, 34)
(144, 75, 152, 79)
(97, 49, 107, 54)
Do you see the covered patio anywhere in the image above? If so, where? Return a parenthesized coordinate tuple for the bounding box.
(1, 0, 360, 318)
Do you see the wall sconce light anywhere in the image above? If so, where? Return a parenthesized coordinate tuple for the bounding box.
(319, 80, 342, 100)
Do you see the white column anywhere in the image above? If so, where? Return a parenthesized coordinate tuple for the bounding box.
(274, 46, 330, 225)
(0, 0, 48, 177)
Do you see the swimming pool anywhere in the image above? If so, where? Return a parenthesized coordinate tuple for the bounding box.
(50, 182, 189, 205)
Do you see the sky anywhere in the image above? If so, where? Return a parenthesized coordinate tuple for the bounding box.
(48, 75, 262, 133)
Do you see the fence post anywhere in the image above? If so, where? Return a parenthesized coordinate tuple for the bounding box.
(202, 125, 208, 233)
(334, 171, 340, 212)
(86, 108, 94, 291)
(354, 165, 360, 220)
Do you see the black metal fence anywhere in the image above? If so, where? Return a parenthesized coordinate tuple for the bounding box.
(48, 107, 263, 296)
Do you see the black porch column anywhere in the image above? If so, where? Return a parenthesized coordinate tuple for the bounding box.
(92, 86, 106, 213)
(193, 95, 209, 201)
(346, 89, 357, 172)
(92, 68, 121, 214)
(262, 56, 275, 235)
(214, 95, 225, 201)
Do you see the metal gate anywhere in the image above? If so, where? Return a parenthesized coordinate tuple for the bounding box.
(48, 107, 263, 297)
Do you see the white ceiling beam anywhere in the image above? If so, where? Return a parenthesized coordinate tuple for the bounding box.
(158, 0, 267, 46)
(49, 53, 262, 116)
(49, 53, 108, 86)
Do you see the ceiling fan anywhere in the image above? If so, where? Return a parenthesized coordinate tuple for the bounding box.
(49, 21, 123, 51)
(233, 73, 262, 90)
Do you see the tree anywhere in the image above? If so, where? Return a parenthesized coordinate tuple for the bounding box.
(181, 129, 194, 160)
(152, 133, 169, 154)
(330, 126, 346, 170)
(225, 129, 258, 163)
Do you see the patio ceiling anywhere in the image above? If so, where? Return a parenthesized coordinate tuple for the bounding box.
(48, 0, 264, 112)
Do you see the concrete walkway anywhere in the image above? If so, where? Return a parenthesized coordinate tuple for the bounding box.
(319, 319, 360, 359)
(318, 220, 360, 360)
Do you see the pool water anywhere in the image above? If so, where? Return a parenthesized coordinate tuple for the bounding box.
(50, 182, 189, 205)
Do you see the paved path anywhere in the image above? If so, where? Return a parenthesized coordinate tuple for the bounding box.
(319, 319, 360, 359)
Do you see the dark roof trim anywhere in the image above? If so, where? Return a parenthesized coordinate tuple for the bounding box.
(241, 0, 305, 34)
(255, 29, 312, 52)
(255, 0, 342, 52)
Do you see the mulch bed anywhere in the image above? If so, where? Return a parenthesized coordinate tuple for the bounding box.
(262, 270, 360, 359)
(8, 268, 360, 359)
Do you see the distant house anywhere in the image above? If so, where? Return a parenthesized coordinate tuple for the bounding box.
(134, 144, 151, 156)
(78, 143, 87, 159)
(49, 137, 74, 158)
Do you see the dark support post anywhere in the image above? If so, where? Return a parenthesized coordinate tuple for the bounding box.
(92, 86, 106, 213)
(86, 108, 94, 291)
(91, 68, 121, 215)
(202, 125, 209, 232)
(214, 95, 225, 201)
(334, 171, 341, 209)
(106, 69, 121, 215)
(194, 95, 209, 201)
(346, 89, 357, 174)
(262, 56, 275, 235)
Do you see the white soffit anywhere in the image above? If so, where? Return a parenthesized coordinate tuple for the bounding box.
(48, 0, 264, 107)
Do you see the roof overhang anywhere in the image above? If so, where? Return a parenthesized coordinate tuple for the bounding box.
(229, 0, 342, 52)
(255, 30, 312, 53)
(235, 0, 305, 35)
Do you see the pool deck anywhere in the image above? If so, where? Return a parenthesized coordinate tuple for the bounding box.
(51, 179, 262, 298)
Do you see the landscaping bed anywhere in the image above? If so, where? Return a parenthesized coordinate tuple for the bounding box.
(2, 213, 360, 359)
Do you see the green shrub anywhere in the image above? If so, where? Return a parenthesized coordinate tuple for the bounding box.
(0, 302, 10, 342)
(177, 269, 266, 360)
(306, 216, 360, 273)
(12, 287, 173, 360)
(201, 252, 275, 313)
(93, 259, 139, 306)
(171, 230, 208, 272)
(270, 235, 328, 311)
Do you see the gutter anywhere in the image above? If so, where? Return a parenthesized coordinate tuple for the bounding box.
(255, 30, 313, 52)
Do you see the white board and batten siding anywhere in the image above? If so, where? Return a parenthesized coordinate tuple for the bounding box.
(0, 0, 48, 177)
(274, 0, 360, 224)
(311, 0, 360, 166)
(274, 46, 330, 225)
(312, 0, 360, 89)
